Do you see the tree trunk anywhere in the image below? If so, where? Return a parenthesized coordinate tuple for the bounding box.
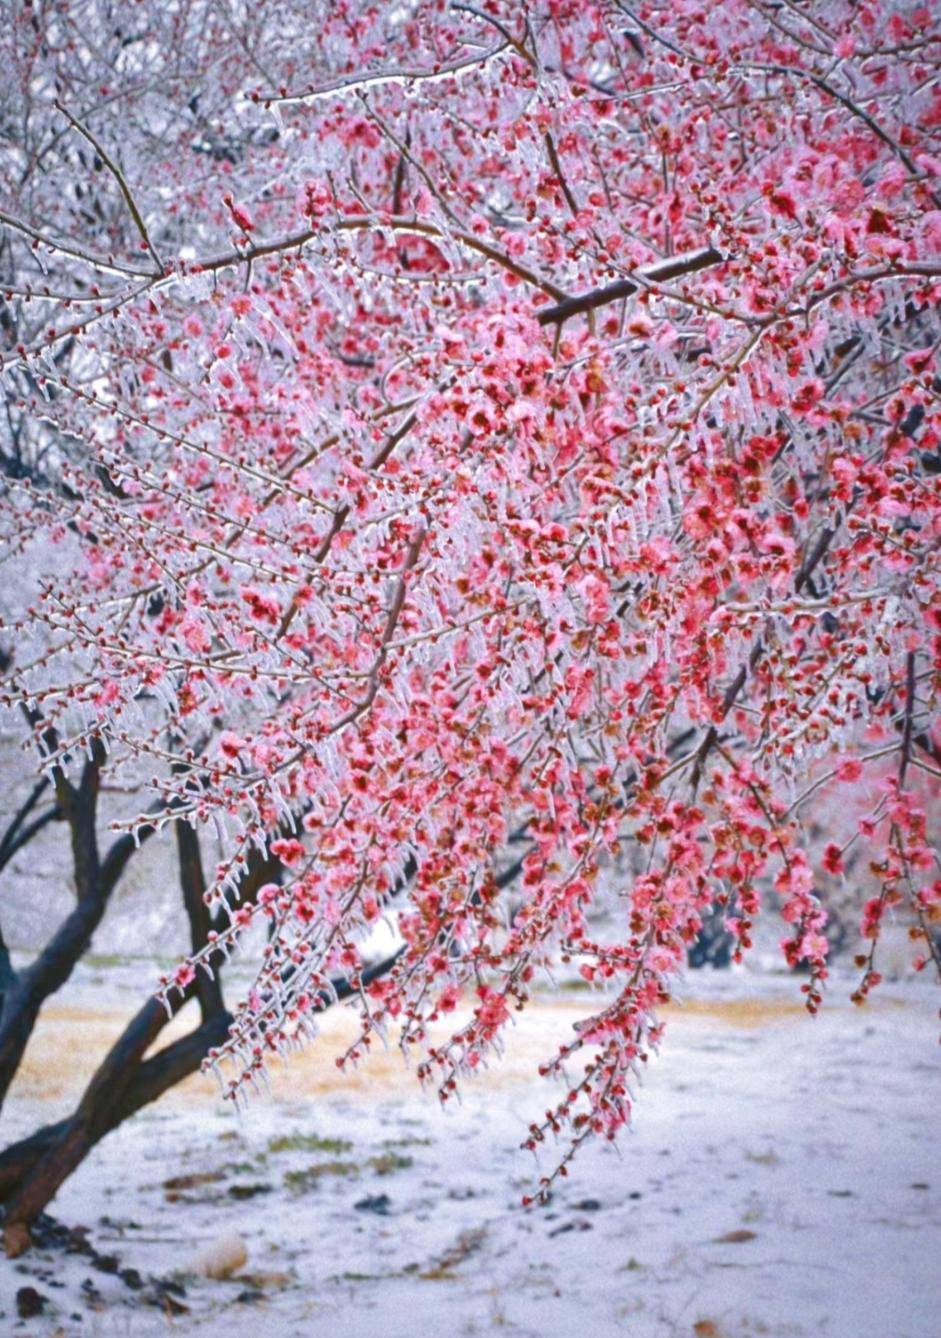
(0, 740, 149, 1113)
(1, 992, 233, 1254)
(0, 1010, 231, 1202)
(0, 837, 280, 1251)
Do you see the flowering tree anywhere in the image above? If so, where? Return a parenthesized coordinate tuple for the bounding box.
(1, 0, 939, 1241)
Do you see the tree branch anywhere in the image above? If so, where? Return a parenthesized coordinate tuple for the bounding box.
(0, 806, 61, 876)
(898, 651, 916, 788)
(176, 821, 225, 1021)
(0, 779, 50, 866)
(536, 246, 724, 326)
(54, 101, 164, 273)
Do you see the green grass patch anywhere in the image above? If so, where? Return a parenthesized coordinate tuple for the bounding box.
(268, 1133, 353, 1155)
(284, 1161, 360, 1192)
(368, 1152, 414, 1176)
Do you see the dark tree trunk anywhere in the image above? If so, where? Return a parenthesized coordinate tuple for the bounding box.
(0, 1010, 231, 1202)
(688, 907, 733, 969)
(0, 833, 288, 1252)
(1, 995, 224, 1248)
(0, 737, 152, 1113)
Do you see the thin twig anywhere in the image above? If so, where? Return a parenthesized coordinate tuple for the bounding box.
(54, 101, 164, 273)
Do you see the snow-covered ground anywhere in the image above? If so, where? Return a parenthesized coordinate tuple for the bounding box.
(1, 965, 938, 1338)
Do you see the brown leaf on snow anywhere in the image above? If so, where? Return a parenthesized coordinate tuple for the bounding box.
(420, 1226, 487, 1280)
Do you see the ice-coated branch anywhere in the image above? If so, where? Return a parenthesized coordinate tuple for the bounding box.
(536, 246, 725, 325)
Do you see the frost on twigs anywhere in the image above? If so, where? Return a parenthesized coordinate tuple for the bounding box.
(1, 0, 940, 1193)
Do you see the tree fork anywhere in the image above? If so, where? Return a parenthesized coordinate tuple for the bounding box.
(0, 835, 290, 1250)
(0, 775, 148, 1112)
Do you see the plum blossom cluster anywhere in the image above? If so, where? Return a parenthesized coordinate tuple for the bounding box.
(1, 0, 939, 1191)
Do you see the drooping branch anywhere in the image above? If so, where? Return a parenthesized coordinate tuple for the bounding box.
(266, 41, 512, 105)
